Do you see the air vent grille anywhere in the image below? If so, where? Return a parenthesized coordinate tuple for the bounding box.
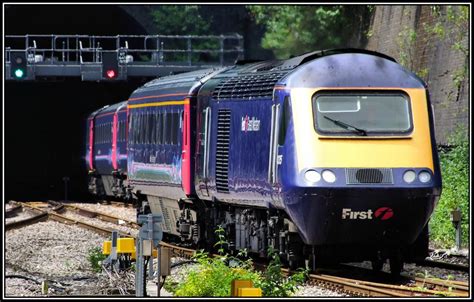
(215, 109, 231, 193)
(212, 72, 285, 100)
(346, 168, 393, 184)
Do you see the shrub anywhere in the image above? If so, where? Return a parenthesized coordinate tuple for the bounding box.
(429, 128, 469, 248)
(87, 246, 107, 273)
(256, 247, 308, 297)
(168, 226, 307, 297)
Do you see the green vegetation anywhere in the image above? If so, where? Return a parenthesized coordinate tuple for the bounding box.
(429, 127, 469, 248)
(149, 6, 219, 63)
(87, 246, 107, 273)
(247, 5, 371, 59)
(257, 247, 308, 297)
(150, 6, 210, 35)
(165, 226, 308, 297)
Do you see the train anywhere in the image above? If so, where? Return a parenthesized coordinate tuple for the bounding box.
(85, 48, 442, 275)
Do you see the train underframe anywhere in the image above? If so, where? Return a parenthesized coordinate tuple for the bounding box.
(88, 170, 132, 201)
(135, 194, 429, 275)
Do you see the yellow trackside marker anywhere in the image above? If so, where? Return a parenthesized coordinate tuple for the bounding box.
(102, 241, 111, 255)
(238, 287, 263, 297)
(231, 280, 254, 297)
(117, 238, 135, 254)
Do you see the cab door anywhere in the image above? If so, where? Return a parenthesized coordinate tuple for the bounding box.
(197, 106, 212, 197)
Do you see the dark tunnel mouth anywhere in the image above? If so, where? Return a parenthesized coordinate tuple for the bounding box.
(4, 5, 148, 201)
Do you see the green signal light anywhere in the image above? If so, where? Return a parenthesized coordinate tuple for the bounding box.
(14, 69, 24, 78)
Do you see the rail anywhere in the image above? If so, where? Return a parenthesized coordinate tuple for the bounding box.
(7, 201, 470, 297)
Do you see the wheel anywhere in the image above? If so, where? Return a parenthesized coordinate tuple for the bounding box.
(371, 259, 384, 271)
(389, 251, 404, 276)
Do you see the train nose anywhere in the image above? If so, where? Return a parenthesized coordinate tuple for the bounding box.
(283, 187, 437, 246)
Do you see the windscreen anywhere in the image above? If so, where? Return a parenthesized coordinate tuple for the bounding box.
(313, 92, 412, 136)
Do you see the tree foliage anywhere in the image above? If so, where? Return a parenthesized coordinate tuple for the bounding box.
(150, 5, 210, 35)
(247, 5, 368, 59)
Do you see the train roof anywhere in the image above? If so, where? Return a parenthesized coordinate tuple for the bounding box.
(88, 101, 127, 119)
(281, 51, 425, 89)
(129, 67, 229, 100)
(127, 48, 424, 103)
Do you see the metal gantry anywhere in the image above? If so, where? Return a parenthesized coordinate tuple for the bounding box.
(5, 34, 244, 81)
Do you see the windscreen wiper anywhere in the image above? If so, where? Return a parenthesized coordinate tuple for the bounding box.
(323, 115, 367, 136)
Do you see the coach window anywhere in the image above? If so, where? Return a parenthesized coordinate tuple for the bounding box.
(144, 112, 149, 144)
(93, 124, 97, 145)
(108, 122, 111, 143)
(134, 114, 139, 144)
(98, 124, 102, 144)
(148, 112, 153, 144)
(140, 112, 146, 144)
(155, 112, 161, 144)
(139, 113, 143, 144)
(119, 121, 123, 142)
(160, 112, 165, 144)
(136, 113, 142, 144)
(170, 112, 178, 145)
(145, 112, 151, 144)
(165, 111, 172, 144)
(135, 114, 140, 144)
(150, 112, 156, 144)
(99, 124, 102, 144)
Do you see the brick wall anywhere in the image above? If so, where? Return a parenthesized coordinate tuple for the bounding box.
(366, 5, 469, 144)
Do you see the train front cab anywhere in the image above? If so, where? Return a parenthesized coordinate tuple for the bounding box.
(275, 54, 442, 271)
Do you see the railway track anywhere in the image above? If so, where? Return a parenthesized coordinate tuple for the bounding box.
(5, 210, 48, 231)
(5, 204, 23, 218)
(418, 258, 469, 273)
(6, 201, 470, 297)
(308, 273, 468, 297)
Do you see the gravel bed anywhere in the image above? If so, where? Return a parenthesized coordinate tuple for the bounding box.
(428, 249, 470, 266)
(61, 211, 139, 238)
(346, 260, 469, 282)
(69, 202, 137, 223)
(292, 285, 349, 297)
(5, 220, 113, 296)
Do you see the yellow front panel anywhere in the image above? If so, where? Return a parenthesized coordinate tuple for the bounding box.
(291, 88, 434, 171)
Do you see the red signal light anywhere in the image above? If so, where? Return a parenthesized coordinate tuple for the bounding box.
(106, 69, 116, 79)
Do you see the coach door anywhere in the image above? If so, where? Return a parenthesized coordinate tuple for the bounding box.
(268, 100, 284, 207)
(199, 106, 212, 197)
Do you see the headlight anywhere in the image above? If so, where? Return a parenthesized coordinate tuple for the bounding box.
(419, 171, 432, 183)
(403, 170, 416, 183)
(305, 170, 321, 183)
(322, 170, 336, 183)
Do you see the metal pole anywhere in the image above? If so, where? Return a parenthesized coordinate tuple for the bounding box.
(148, 215, 154, 279)
(156, 245, 161, 297)
(187, 38, 192, 66)
(219, 35, 224, 66)
(451, 208, 462, 250)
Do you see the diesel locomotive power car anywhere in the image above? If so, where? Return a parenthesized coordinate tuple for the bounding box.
(85, 49, 442, 274)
